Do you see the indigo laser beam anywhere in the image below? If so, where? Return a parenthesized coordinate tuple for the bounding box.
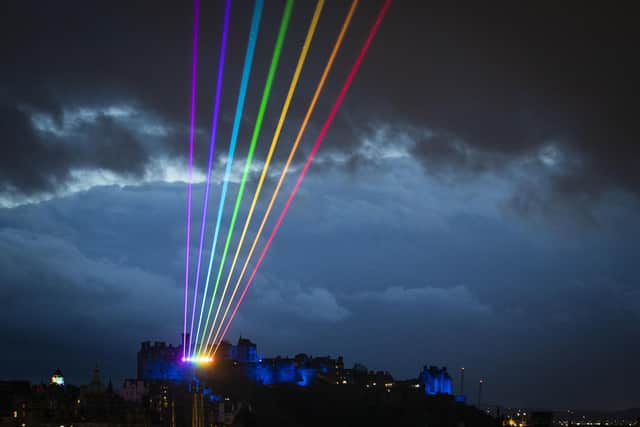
(188, 0, 232, 358)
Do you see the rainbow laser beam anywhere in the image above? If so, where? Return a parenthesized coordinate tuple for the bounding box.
(207, 0, 360, 353)
(182, 0, 200, 359)
(204, 0, 324, 352)
(212, 0, 392, 355)
(195, 0, 264, 356)
(199, 0, 294, 355)
(188, 0, 231, 358)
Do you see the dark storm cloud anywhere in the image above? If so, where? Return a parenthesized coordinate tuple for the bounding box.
(343, 1, 640, 202)
(0, 105, 68, 193)
(80, 116, 147, 174)
(0, 102, 148, 195)
(410, 131, 503, 176)
(4, 0, 637, 206)
(1, 0, 361, 196)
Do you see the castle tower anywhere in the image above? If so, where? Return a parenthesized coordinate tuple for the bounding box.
(91, 365, 101, 385)
(88, 364, 104, 394)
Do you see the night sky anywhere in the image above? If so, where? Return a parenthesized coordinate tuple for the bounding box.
(1, 1, 639, 411)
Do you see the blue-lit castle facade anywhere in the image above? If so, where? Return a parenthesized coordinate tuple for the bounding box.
(137, 336, 345, 388)
(137, 340, 186, 381)
(136, 335, 464, 401)
(419, 365, 453, 396)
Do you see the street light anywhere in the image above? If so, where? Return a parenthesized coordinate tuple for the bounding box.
(478, 378, 485, 407)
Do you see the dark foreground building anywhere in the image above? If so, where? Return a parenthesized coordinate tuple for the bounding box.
(129, 335, 494, 426)
(1, 336, 497, 426)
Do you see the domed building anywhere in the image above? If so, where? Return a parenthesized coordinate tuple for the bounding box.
(50, 368, 64, 386)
